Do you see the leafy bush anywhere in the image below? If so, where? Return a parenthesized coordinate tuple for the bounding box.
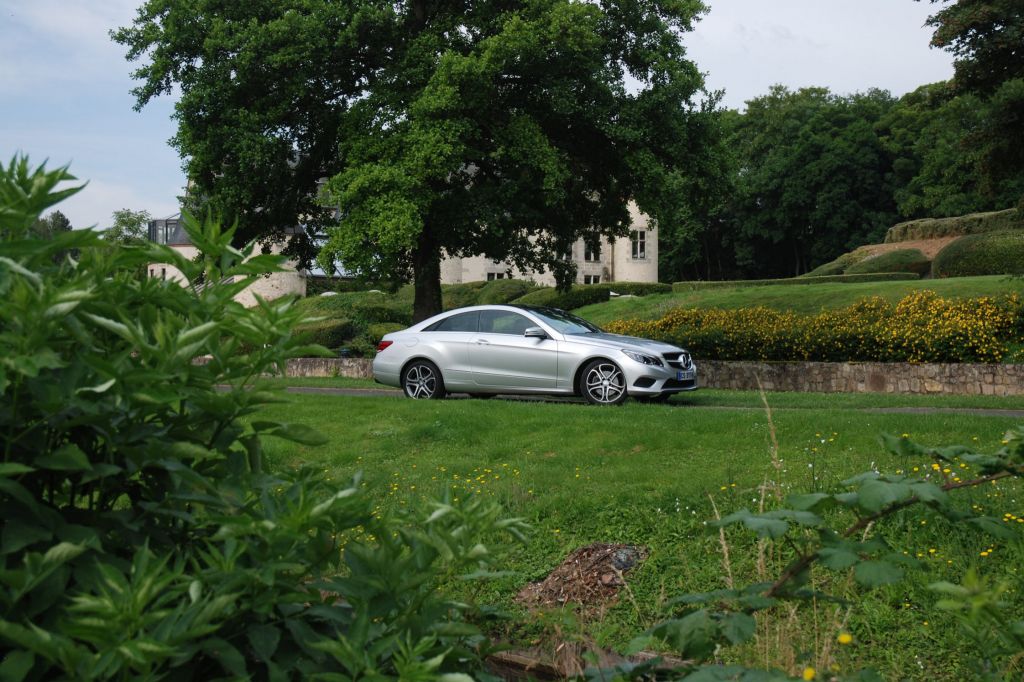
(845, 248, 932, 276)
(349, 302, 413, 326)
(294, 317, 358, 348)
(607, 290, 1023, 362)
(0, 157, 525, 679)
(672, 272, 920, 292)
(594, 281, 671, 296)
(932, 231, 1024, 278)
(442, 281, 487, 310)
(512, 285, 610, 309)
(802, 249, 873, 277)
(885, 207, 1022, 242)
(476, 278, 538, 305)
(366, 321, 406, 343)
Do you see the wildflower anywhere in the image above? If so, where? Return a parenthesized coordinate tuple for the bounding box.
(837, 632, 853, 645)
(802, 667, 816, 681)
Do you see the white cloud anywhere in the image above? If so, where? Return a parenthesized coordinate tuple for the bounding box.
(56, 177, 180, 230)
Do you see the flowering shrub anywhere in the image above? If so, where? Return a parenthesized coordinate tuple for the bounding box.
(606, 290, 1024, 363)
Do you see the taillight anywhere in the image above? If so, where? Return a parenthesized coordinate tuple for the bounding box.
(376, 340, 393, 352)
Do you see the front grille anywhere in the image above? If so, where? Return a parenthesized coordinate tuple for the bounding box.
(663, 378, 696, 390)
(662, 351, 693, 370)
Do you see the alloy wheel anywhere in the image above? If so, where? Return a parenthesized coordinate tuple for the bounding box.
(583, 361, 626, 405)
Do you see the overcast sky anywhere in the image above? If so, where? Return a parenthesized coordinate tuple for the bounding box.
(1, 0, 955, 231)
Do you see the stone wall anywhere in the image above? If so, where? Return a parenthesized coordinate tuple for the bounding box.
(701, 361, 1024, 396)
(284, 357, 1024, 396)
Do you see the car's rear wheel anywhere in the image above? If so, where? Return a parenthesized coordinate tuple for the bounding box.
(402, 360, 446, 399)
(581, 359, 627, 405)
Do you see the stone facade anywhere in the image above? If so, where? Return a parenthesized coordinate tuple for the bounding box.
(440, 202, 658, 285)
(283, 358, 1024, 396)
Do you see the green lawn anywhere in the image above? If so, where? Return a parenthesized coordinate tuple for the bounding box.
(577, 275, 1024, 325)
(258, 389, 1024, 679)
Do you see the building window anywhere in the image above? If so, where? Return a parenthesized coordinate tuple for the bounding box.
(486, 272, 507, 281)
(631, 230, 646, 260)
(583, 274, 601, 285)
(584, 242, 601, 262)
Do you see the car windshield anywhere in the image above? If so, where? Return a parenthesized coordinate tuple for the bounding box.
(524, 307, 603, 335)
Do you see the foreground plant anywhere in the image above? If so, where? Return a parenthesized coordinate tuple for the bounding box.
(0, 156, 525, 680)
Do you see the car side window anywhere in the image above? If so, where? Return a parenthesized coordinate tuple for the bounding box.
(427, 311, 479, 332)
(479, 310, 533, 335)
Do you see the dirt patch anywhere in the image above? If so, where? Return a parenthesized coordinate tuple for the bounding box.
(854, 236, 959, 260)
(516, 543, 647, 608)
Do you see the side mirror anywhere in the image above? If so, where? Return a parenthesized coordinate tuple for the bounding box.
(524, 326, 548, 339)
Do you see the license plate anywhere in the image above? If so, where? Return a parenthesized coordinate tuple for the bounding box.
(676, 369, 695, 381)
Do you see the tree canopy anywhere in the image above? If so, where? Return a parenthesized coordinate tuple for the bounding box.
(115, 0, 716, 320)
(103, 208, 152, 245)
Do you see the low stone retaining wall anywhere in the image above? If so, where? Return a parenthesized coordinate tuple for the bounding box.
(285, 357, 1024, 396)
(701, 360, 1024, 396)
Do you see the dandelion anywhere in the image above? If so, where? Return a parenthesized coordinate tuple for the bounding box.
(837, 632, 853, 645)
(802, 667, 816, 681)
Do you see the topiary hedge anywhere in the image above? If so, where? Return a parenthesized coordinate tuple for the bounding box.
(932, 232, 1024, 278)
(885, 208, 1022, 243)
(512, 285, 610, 309)
(476, 278, 539, 305)
(442, 280, 488, 309)
(845, 249, 932, 276)
(801, 249, 873, 277)
(595, 281, 672, 296)
(672, 272, 920, 292)
(294, 318, 359, 348)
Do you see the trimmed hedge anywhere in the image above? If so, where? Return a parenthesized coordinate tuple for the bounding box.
(349, 302, 413, 326)
(802, 249, 873, 277)
(607, 291, 1023, 363)
(672, 272, 920, 292)
(932, 231, 1024, 278)
(845, 249, 932, 276)
(476, 279, 539, 305)
(595, 281, 672, 296)
(293, 318, 358, 349)
(366, 322, 405, 343)
(442, 281, 488, 310)
(885, 208, 1022, 243)
(513, 285, 610, 309)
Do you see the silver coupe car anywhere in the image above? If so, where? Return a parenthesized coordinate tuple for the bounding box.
(372, 305, 697, 404)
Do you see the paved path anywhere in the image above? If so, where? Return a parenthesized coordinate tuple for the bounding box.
(280, 385, 1024, 417)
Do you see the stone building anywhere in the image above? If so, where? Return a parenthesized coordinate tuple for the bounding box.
(146, 214, 307, 307)
(440, 202, 658, 285)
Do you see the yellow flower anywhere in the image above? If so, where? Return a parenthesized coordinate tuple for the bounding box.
(802, 667, 816, 681)
(837, 632, 853, 645)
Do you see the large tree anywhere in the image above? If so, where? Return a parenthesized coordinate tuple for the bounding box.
(103, 208, 152, 245)
(925, 0, 1024, 201)
(115, 0, 715, 321)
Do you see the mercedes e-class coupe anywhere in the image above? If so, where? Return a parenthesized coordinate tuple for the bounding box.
(372, 305, 697, 405)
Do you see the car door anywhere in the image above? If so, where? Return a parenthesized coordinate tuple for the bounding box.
(420, 310, 479, 388)
(469, 310, 558, 389)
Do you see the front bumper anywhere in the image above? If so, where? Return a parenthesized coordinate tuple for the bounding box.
(624, 363, 699, 396)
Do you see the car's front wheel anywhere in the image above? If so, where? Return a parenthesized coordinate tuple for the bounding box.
(580, 359, 627, 405)
(402, 360, 446, 399)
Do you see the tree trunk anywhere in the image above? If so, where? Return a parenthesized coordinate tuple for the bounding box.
(412, 231, 443, 323)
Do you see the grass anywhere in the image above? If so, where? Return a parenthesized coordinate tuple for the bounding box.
(577, 275, 1024, 325)
(258, 389, 1024, 679)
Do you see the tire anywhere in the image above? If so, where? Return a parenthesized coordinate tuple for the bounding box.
(401, 360, 446, 400)
(580, 359, 628, 405)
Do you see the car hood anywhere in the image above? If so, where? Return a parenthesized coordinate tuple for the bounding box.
(566, 332, 686, 355)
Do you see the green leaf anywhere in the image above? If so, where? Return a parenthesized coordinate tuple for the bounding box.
(718, 612, 756, 645)
(201, 637, 248, 677)
(786, 493, 833, 512)
(967, 516, 1019, 539)
(857, 479, 912, 513)
(0, 463, 34, 476)
(853, 560, 904, 588)
(2, 520, 52, 555)
(247, 624, 281, 663)
(818, 547, 859, 571)
(255, 422, 329, 446)
(34, 444, 91, 472)
(0, 649, 34, 682)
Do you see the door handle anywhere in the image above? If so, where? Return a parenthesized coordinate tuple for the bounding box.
(475, 339, 490, 345)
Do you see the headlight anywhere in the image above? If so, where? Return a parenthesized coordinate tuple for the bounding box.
(621, 349, 663, 366)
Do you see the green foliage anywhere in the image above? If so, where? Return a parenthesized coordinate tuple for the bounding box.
(103, 208, 152, 245)
(932, 231, 1024, 278)
(611, 426, 1024, 680)
(885, 207, 1022, 242)
(442, 281, 489, 310)
(512, 284, 610, 310)
(0, 157, 526, 679)
(366, 322, 405, 344)
(845, 249, 932, 276)
(476, 279, 539, 306)
(595, 281, 672, 296)
(673, 273, 920, 292)
(294, 317, 358, 349)
(114, 0, 716, 322)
